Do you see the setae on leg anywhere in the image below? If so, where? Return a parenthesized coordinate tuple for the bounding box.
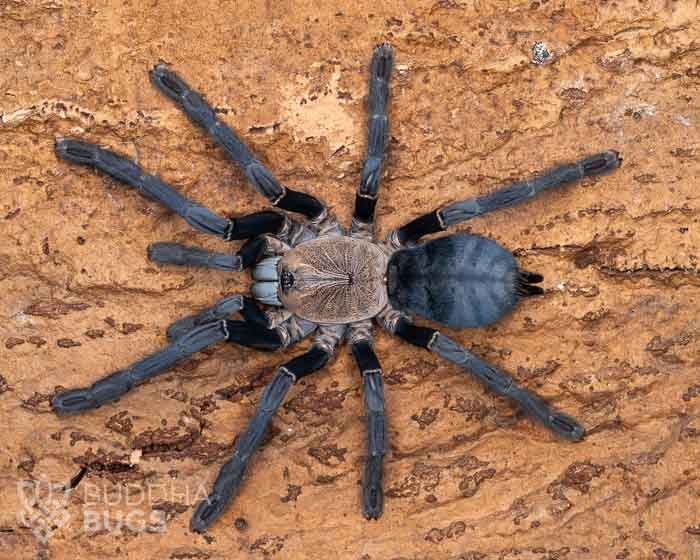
(351, 43, 394, 237)
(166, 295, 245, 342)
(52, 321, 229, 415)
(190, 332, 341, 533)
(384, 316, 585, 441)
(392, 150, 622, 246)
(55, 139, 234, 239)
(149, 64, 326, 220)
(148, 236, 267, 273)
(351, 339, 387, 519)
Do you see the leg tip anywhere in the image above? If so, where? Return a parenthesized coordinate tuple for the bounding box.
(605, 149, 622, 169)
(151, 62, 169, 74)
(52, 389, 94, 416)
(371, 43, 394, 80)
(549, 412, 586, 442)
(582, 150, 622, 176)
(149, 64, 186, 99)
(54, 138, 96, 164)
(363, 502, 384, 520)
(146, 242, 165, 263)
(190, 495, 227, 534)
(362, 455, 384, 520)
(373, 42, 394, 56)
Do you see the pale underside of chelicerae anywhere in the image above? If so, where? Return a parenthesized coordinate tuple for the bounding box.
(49, 44, 621, 533)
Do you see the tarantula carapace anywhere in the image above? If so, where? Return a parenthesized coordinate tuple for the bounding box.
(51, 44, 621, 533)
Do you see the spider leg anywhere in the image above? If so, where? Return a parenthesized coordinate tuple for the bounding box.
(147, 234, 266, 272)
(351, 43, 394, 238)
(166, 295, 245, 341)
(147, 242, 241, 271)
(379, 312, 584, 441)
(52, 312, 316, 416)
(225, 311, 316, 352)
(239, 296, 274, 328)
(350, 337, 387, 519)
(165, 295, 290, 342)
(149, 65, 326, 220)
(190, 325, 345, 533)
(391, 150, 622, 246)
(55, 139, 235, 239)
(52, 320, 229, 415)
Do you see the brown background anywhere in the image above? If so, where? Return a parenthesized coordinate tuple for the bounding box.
(1, 1, 699, 559)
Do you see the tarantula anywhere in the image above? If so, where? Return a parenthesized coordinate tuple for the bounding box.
(51, 44, 621, 533)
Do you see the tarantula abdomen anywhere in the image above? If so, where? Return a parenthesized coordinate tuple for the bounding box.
(387, 233, 523, 329)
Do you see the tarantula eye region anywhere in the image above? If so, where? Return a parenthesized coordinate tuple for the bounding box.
(280, 269, 295, 293)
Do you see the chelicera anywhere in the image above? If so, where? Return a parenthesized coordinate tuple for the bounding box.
(51, 44, 621, 532)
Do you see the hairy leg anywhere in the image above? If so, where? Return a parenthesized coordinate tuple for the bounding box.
(149, 65, 326, 220)
(381, 314, 584, 441)
(147, 234, 266, 272)
(55, 139, 235, 239)
(351, 338, 387, 519)
(190, 325, 345, 532)
(52, 321, 229, 415)
(166, 295, 244, 341)
(392, 150, 622, 246)
(351, 44, 394, 238)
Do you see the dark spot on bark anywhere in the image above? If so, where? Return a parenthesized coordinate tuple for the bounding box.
(459, 468, 496, 498)
(425, 520, 466, 543)
(121, 323, 143, 335)
(5, 337, 25, 349)
(57, 338, 81, 348)
(670, 147, 694, 158)
(190, 394, 218, 415)
(448, 397, 489, 421)
(106, 411, 133, 435)
(152, 500, 188, 521)
(250, 535, 285, 556)
(314, 474, 342, 485)
(280, 484, 302, 503)
(25, 300, 90, 318)
(75, 449, 142, 483)
(411, 407, 439, 429)
(132, 427, 231, 465)
(85, 329, 105, 339)
(517, 360, 560, 381)
(308, 444, 347, 466)
(169, 550, 211, 559)
(682, 384, 700, 402)
(70, 431, 98, 446)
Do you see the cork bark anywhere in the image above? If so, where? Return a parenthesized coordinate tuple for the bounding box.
(1, 1, 699, 559)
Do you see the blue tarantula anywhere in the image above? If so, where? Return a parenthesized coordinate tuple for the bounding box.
(51, 44, 621, 532)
